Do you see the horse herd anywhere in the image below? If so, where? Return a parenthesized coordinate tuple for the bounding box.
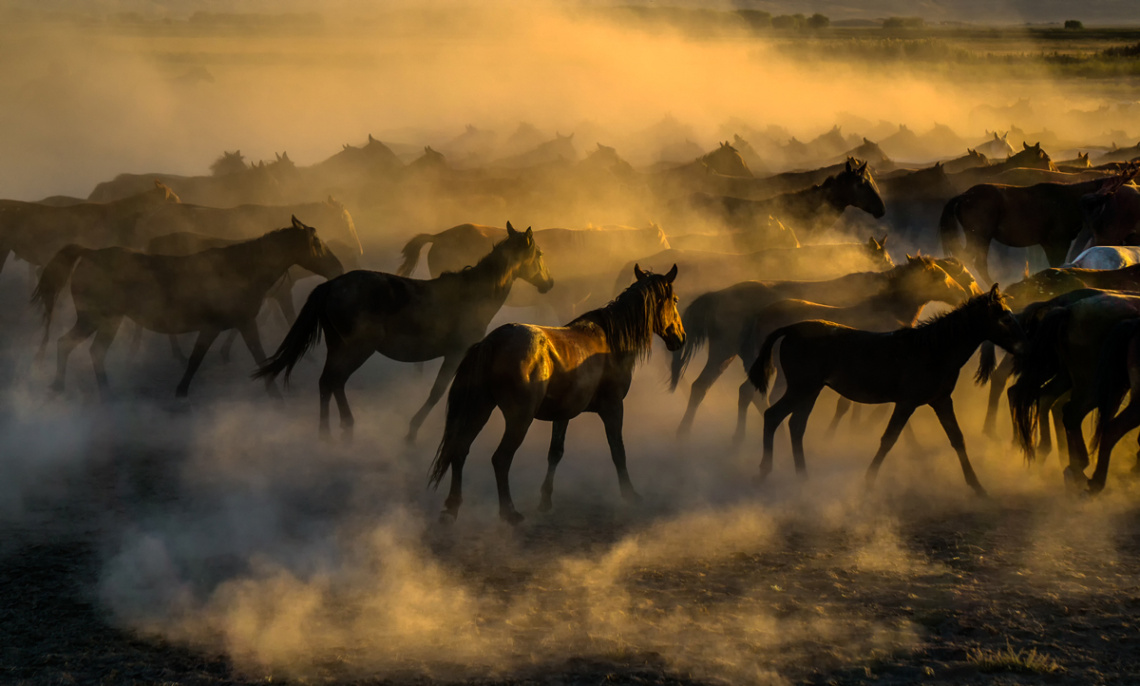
(4, 127, 1140, 524)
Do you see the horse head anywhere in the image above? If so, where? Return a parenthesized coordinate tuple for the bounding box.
(1008, 141, 1056, 170)
(287, 215, 345, 279)
(504, 221, 553, 293)
(633, 263, 684, 351)
(837, 159, 886, 218)
(699, 142, 751, 178)
(865, 234, 893, 269)
(979, 283, 1026, 356)
(899, 254, 970, 306)
(933, 256, 983, 296)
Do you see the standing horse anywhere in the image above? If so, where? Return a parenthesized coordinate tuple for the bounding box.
(32, 217, 343, 397)
(254, 223, 553, 442)
(940, 176, 1115, 283)
(1090, 318, 1140, 491)
(671, 256, 980, 437)
(427, 265, 684, 524)
(750, 285, 1025, 494)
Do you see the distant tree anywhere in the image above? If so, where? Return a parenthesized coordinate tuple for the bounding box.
(735, 9, 772, 29)
(807, 13, 830, 29)
(1064, 19, 1084, 29)
(771, 14, 799, 29)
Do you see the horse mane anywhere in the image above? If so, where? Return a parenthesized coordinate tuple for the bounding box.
(439, 236, 518, 290)
(910, 290, 1004, 345)
(570, 275, 669, 360)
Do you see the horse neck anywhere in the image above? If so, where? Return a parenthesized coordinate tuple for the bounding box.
(451, 247, 519, 308)
(226, 233, 308, 287)
(911, 303, 989, 366)
(872, 284, 937, 326)
(572, 286, 654, 359)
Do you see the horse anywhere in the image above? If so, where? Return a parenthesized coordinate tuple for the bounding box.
(1090, 317, 1140, 492)
(940, 176, 1116, 284)
(730, 258, 972, 446)
(254, 223, 553, 442)
(145, 231, 362, 363)
(32, 217, 344, 398)
(686, 159, 885, 239)
(1057, 152, 1092, 171)
(88, 152, 289, 206)
(878, 162, 958, 253)
(613, 236, 892, 299)
(749, 285, 1024, 494)
(134, 196, 363, 256)
(0, 181, 181, 278)
(940, 149, 990, 174)
(947, 142, 1056, 191)
(427, 264, 684, 524)
(973, 131, 1015, 159)
(1009, 293, 1140, 485)
(1065, 246, 1140, 270)
(397, 222, 668, 321)
(1074, 179, 1140, 257)
(670, 255, 981, 437)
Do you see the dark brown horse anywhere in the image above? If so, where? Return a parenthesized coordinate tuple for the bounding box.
(750, 285, 1025, 494)
(32, 217, 344, 397)
(687, 159, 885, 239)
(427, 265, 684, 524)
(1090, 318, 1140, 491)
(671, 256, 980, 437)
(254, 223, 553, 442)
(947, 142, 1056, 192)
(1009, 292, 1140, 483)
(732, 259, 972, 446)
(940, 176, 1117, 283)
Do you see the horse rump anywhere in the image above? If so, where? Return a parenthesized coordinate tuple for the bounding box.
(253, 280, 332, 385)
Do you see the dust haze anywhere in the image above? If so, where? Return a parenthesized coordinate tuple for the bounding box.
(3, 2, 1140, 684)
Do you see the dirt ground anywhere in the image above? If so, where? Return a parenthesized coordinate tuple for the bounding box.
(3, 296, 1140, 686)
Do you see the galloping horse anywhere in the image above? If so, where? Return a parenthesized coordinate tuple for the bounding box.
(255, 223, 553, 442)
(940, 175, 1116, 283)
(32, 217, 343, 397)
(671, 256, 980, 437)
(427, 265, 684, 524)
(750, 285, 1025, 494)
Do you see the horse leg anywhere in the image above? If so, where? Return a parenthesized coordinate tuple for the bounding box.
(406, 353, 463, 444)
(788, 389, 822, 478)
(52, 315, 98, 392)
(88, 316, 123, 399)
(492, 411, 535, 525)
(826, 397, 852, 438)
(1089, 399, 1140, 493)
(218, 329, 239, 364)
(439, 396, 497, 523)
(599, 402, 640, 504)
(732, 379, 764, 449)
(983, 353, 1014, 438)
(864, 403, 917, 489)
(1035, 382, 1068, 460)
(1061, 399, 1092, 484)
(929, 396, 987, 496)
(677, 345, 735, 438)
(538, 419, 569, 513)
(965, 234, 993, 285)
(760, 386, 813, 482)
(174, 328, 221, 398)
(317, 338, 373, 441)
(236, 320, 280, 398)
(1042, 240, 1071, 269)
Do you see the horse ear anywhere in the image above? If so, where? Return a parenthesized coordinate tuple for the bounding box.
(666, 263, 678, 283)
(1023, 142, 1030, 150)
(634, 264, 647, 281)
(368, 133, 376, 143)
(859, 161, 868, 173)
(846, 159, 854, 172)
(968, 148, 975, 154)
(506, 221, 517, 236)
(291, 215, 304, 230)
(905, 253, 913, 260)
(524, 227, 533, 243)
(878, 234, 888, 246)
(989, 283, 1000, 297)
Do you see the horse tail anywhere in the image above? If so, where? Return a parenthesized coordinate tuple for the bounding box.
(428, 340, 495, 489)
(670, 292, 715, 391)
(1008, 307, 1070, 459)
(748, 324, 796, 395)
(252, 280, 331, 385)
(939, 195, 964, 256)
(396, 232, 436, 277)
(1092, 319, 1140, 450)
(975, 341, 997, 385)
(30, 244, 91, 355)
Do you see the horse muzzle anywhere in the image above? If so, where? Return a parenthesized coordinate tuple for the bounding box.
(534, 278, 554, 294)
(663, 331, 686, 352)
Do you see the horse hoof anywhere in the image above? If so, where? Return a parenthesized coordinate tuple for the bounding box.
(439, 510, 457, 525)
(500, 510, 525, 526)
